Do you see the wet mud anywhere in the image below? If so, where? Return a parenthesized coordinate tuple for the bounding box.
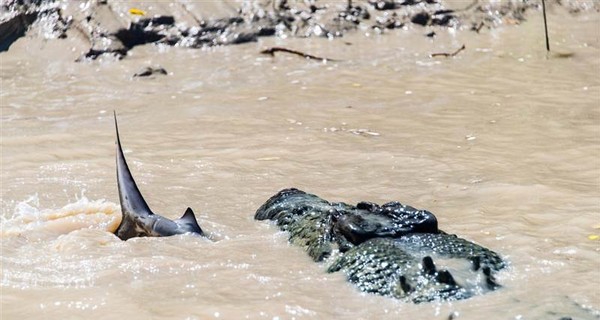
(1, 0, 597, 60)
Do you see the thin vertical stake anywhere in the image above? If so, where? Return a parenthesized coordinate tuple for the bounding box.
(542, 0, 550, 52)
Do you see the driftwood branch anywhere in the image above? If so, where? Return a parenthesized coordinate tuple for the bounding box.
(430, 44, 466, 58)
(472, 21, 485, 33)
(260, 47, 339, 62)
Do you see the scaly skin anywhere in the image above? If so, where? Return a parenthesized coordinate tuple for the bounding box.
(328, 237, 472, 303)
(255, 188, 336, 261)
(255, 188, 506, 302)
(394, 233, 506, 272)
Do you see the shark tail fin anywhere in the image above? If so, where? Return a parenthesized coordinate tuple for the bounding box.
(176, 207, 204, 235)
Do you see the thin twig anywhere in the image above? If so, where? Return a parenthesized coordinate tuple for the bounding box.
(430, 44, 466, 58)
(260, 47, 339, 62)
(472, 21, 485, 33)
(542, 0, 550, 52)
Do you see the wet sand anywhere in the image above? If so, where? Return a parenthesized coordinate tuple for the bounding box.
(1, 2, 600, 320)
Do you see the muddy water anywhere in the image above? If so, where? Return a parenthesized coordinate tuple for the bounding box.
(2, 8, 599, 320)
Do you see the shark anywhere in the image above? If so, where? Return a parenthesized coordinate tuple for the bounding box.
(113, 112, 204, 240)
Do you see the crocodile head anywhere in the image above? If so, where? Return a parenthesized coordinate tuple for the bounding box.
(333, 201, 439, 246)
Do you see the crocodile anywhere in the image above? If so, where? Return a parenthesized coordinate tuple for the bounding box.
(255, 188, 506, 303)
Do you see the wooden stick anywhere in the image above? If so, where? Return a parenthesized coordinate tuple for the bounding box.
(260, 47, 339, 62)
(542, 0, 550, 52)
(430, 44, 466, 58)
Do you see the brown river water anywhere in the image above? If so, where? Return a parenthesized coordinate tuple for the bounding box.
(1, 7, 599, 320)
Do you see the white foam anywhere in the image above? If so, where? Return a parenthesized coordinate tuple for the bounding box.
(2, 196, 122, 240)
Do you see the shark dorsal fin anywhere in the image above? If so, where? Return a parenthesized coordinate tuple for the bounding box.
(114, 111, 153, 217)
(176, 207, 203, 234)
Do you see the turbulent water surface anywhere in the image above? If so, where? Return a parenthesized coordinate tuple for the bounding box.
(1, 7, 599, 320)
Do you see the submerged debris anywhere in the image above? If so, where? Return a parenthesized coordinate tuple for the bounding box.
(133, 66, 168, 78)
(260, 47, 338, 62)
(431, 44, 466, 58)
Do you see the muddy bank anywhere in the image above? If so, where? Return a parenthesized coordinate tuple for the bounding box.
(1, 0, 597, 60)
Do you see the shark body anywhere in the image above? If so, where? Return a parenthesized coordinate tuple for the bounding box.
(113, 113, 204, 240)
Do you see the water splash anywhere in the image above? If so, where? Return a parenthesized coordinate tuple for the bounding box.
(2, 196, 122, 240)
